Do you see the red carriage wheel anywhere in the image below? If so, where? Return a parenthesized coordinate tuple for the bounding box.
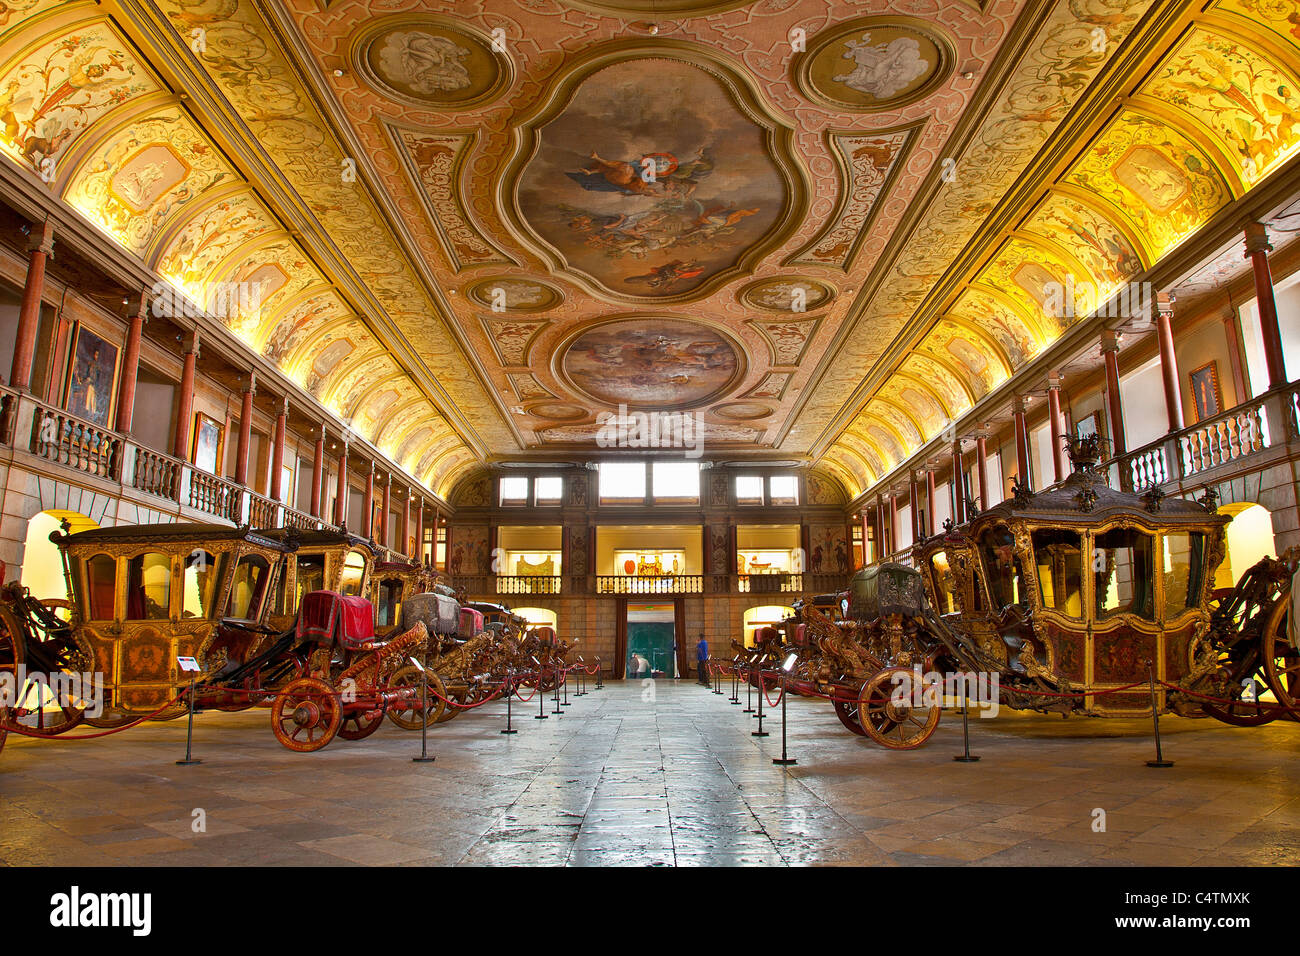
(832, 696, 868, 736)
(858, 667, 940, 750)
(0, 604, 85, 737)
(271, 677, 342, 752)
(386, 664, 446, 729)
(338, 700, 387, 741)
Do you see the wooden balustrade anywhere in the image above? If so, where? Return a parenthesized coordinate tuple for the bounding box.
(131, 445, 183, 500)
(248, 492, 278, 528)
(495, 575, 561, 595)
(29, 403, 121, 480)
(1178, 398, 1268, 478)
(281, 505, 318, 530)
(188, 469, 241, 522)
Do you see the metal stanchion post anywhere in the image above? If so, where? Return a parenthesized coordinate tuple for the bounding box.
(501, 669, 517, 735)
(561, 667, 570, 707)
(752, 668, 768, 737)
(953, 696, 980, 762)
(743, 663, 755, 714)
(729, 662, 740, 704)
(534, 658, 548, 720)
(1145, 660, 1173, 768)
(176, 675, 201, 766)
(413, 660, 435, 763)
(595, 657, 604, 690)
(552, 666, 563, 715)
(712, 661, 723, 695)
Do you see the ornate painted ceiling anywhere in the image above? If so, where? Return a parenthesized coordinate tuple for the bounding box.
(0, 0, 1297, 502)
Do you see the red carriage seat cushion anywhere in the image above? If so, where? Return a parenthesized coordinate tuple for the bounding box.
(792, 623, 807, 646)
(756, 626, 780, 644)
(297, 591, 375, 650)
(459, 607, 484, 638)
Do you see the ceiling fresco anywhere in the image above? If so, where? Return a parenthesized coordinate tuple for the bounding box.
(0, 0, 1297, 504)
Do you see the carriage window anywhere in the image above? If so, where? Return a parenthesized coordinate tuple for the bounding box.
(979, 526, 1027, 610)
(340, 550, 367, 596)
(376, 579, 403, 628)
(1032, 529, 1083, 618)
(84, 554, 116, 620)
(296, 554, 326, 604)
(1162, 532, 1205, 618)
(126, 553, 171, 620)
(182, 551, 223, 619)
(1094, 528, 1155, 620)
(929, 553, 957, 615)
(228, 554, 270, 620)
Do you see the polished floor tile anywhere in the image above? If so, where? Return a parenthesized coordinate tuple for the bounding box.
(2, 679, 1298, 866)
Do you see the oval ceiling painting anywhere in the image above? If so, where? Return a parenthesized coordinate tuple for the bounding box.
(513, 53, 796, 301)
(560, 318, 742, 409)
(352, 17, 509, 109)
(797, 18, 953, 112)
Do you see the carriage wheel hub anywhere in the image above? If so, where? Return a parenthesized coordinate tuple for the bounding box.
(292, 701, 322, 727)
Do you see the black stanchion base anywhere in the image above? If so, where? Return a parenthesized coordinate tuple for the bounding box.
(500, 729, 518, 735)
(743, 708, 755, 714)
(772, 757, 796, 766)
(1146, 759, 1174, 767)
(751, 730, 769, 737)
(535, 714, 548, 720)
(175, 759, 201, 766)
(953, 755, 981, 762)
(412, 756, 436, 763)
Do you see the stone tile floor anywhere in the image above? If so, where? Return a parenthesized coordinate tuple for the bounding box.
(2, 679, 1298, 866)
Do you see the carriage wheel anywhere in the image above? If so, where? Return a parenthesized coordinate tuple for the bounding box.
(832, 696, 868, 736)
(1261, 590, 1300, 716)
(386, 664, 446, 730)
(858, 667, 940, 750)
(271, 678, 341, 752)
(338, 699, 387, 741)
(0, 604, 85, 736)
(435, 681, 471, 723)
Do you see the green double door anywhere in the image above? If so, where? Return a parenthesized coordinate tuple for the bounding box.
(627, 621, 676, 678)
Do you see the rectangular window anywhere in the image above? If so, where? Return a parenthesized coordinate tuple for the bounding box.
(534, 476, 563, 503)
(652, 461, 699, 501)
(499, 476, 529, 506)
(769, 475, 798, 506)
(599, 462, 646, 501)
(735, 476, 764, 505)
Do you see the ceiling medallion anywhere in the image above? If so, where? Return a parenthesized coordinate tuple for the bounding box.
(501, 41, 808, 305)
(526, 402, 589, 422)
(465, 277, 564, 313)
(712, 401, 772, 421)
(556, 316, 745, 411)
(559, 1, 756, 16)
(350, 16, 512, 110)
(739, 277, 836, 313)
(795, 17, 955, 113)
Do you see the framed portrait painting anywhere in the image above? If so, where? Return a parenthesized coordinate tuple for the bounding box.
(192, 413, 224, 475)
(1189, 362, 1222, 423)
(63, 325, 120, 428)
(1074, 411, 1100, 440)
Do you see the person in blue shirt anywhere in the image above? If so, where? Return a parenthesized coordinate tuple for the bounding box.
(696, 634, 710, 686)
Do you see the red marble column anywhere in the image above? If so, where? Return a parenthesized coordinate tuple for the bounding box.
(333, 443, 348, 528)
(310, 425, 325, 518)
(415, 498, 424, 564)
(269, 398, 287, 502)
(173, 330, 200, 461)
(234, 372, 255, 487)
(1155, 293, 1183, 432)
(10, 221, 54, 391)
(1101, 330, 1126, 456)
(1014, 395, 1033, 489)
(975, 433, 989, 511)
(363, 463, 375, 539)
(114, 291, 148, 433)
(1047, 372, 1066, 484)
(925, 469, 937, 537)
(889, 491, 899, 550)
(908, 471, 920, 544)
(1245, 222, 1287, 390)
(380, 473, 392, 548)
(951, 440, 966, 525)
(401, 490, 412, 557)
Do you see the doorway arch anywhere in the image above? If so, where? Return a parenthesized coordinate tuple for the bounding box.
(19, 510, 99, 602)
(1215, 502, 1275, 590)
(743, 605, 793, 647)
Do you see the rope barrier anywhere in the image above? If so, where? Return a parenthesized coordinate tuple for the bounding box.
(1, 692, 186, 740)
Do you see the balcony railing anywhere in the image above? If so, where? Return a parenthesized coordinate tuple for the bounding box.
(30, 402, 121, 481)
(496, 575, 561, 595)
(132, 445, 183, 500)
(189, 469, 242, 522)
(738, 572, 802, 594)
(596, 574, 704, 594)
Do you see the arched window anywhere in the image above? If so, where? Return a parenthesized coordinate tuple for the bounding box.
(340, 550, 367, 596)
(126, 552, 170, 620)
(228, 554, 271, 621)
(84, 554, 116, 621)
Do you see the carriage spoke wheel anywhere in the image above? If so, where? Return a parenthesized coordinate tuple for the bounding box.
(386, 664, 446, 730)
(338, 698, 387, 741)
(435, 681, 472, 723)
(271, 678, 341, 752)
(832, 696, 868, 736)
(1261, 590, 1300, 717)
(0, 605, 85, 737)
(858, 667, 940, 750)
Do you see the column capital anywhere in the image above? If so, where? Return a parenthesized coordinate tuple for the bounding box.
(182, 329, 201, 355)
(1244, 222, 1273, 256)
(1012, 393, 1032, 414)
(278, 396, 289, 417)
(242, 370, 257, 396)
(25, 220, 54, 256)
(1100, 328, 1121, 353)
(1154, 291, 1175, 320)
(1047, 369, 1064, 390)
(130, 289, 150, 323)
